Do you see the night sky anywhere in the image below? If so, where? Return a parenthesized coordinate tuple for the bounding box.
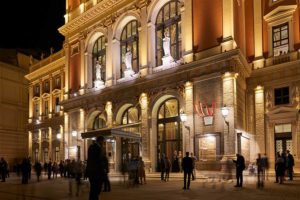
(0, 0, 65, 55)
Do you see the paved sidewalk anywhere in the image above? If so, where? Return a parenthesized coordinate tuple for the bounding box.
(0, 173, 299, 200)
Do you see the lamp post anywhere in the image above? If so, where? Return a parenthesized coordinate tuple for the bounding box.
(180, 111, 192, 153)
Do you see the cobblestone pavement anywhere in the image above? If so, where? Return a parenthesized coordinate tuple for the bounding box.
(0, 173, 299, 200)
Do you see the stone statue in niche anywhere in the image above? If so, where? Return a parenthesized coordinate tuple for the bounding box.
(163, 32, 171, 57)
(95, 61, 102, 80)
(93, 60, 104, 89)
(123, 47, 135, 78)
(124, 47, 133, 70)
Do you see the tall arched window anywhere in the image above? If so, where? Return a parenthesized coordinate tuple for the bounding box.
(92, 36, 106, 83)
(156, 1, 181, 66)
(120, 20, 139, 78)
(93, 114, 107, 130)
(121, 106, 140, 125)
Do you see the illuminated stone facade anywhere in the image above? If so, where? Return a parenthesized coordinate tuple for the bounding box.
(27, 0, 300, 172)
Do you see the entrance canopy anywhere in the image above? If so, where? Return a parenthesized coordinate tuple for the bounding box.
(81, 122, 141, 140)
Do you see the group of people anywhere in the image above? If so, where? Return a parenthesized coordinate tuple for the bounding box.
(275, 150, 295, 184)
(123, 156, 146, 186)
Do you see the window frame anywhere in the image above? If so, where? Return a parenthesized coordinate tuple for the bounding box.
(274, 86, 290, 106)
(92, 35, 106, 83)
(272, 23, 289, 56)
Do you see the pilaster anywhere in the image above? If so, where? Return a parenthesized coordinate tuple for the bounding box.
(184, 82, 194, 153)
(106, 25, 114, 87)
(139, 93, 150, 162)
(49, 76, 53, 118)
(139, 6, 149, 76)
(253, 0, 264, 69)
(29, 85, 33, 123)
(28, 131, 32, 158)
(222, 0, 235, 52)
(48, 127, 52, 160)
(64, 113, 69, 158)
(38, 129, 42, 161)
(181, 0, 193, 63)
(254, 85, 265, 154)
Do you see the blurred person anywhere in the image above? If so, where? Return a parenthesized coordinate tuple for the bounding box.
(286, 150, 294, 181)
(190, 153, 197, 180)
(34, 161, 42, 182)
(233, 153, 245, 187)
(86, 136, 105, 200)
(138, 156, 146, 185)
(256, 153, 264, 188)
(182, 152, 193, 190)
(103, 155, 111, 191)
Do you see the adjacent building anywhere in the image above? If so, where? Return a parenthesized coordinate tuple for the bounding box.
(26, 0, 300, 173)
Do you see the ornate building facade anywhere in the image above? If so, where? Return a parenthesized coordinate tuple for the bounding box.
(27, 0, 300, 172)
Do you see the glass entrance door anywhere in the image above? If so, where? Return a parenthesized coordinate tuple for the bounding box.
(275, 136, 292, 155)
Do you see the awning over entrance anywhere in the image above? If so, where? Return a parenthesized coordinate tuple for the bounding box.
(81, 122, 141, 140)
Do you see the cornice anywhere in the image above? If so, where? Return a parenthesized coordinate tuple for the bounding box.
(25, 57, 65, 82)
(59, 0, 130, 36)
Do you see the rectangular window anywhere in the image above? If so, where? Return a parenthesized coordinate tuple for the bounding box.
(35, 102, 39, 117)
(274, 87, 289, 105)
(55, 77, 61, 88)
(35, 85, 40, 96)
(273, 23, 289, 56)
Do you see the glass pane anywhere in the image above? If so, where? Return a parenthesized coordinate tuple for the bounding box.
(165, 122, 178, 140)
(156, 30, 163, 50)
(122, 114, 127, 124)
(156, 10, 163, 24)
(166, 141, 177, 161)
(132, 21, 137, 35)
(127, 23, 132, 38)
(165, 99, 178, 118)
(281, 30, 288, 39)
(286, 140, 293, 154)
(170, 2, 176, 18)
(158, 104, 164, 119)
(133, 42, 137, 58)
(164, 3, 170, 21)
(281, 39, 288, 45)
(273, 32, 280, 41)
(128, 107, 138, 123)
(158, 124, 164, 142)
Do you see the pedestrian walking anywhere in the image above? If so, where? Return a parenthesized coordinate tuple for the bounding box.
(165, 156, 171, 182)
(74, 160, 83, 196)
(47, 160, 52, 180)
(160, 154, 166, 181)
(103, 155, 111, 191)
(21, 158, 29, 184)
(256, 153, 264, 188)
(286, 150, 294, 180)
(86, 136, 105, 200)
(261, 153, 269, 180)
(34, 161, 42, 182)
(190, 153, 197, 180)
(138, 156, 146, 185)
(182, 152, 193, 190)
(275, 153, 285, 184)
(233, 153, 245, 187)
(0, 157, 8, 182)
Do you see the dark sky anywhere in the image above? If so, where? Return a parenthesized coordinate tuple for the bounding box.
(0, 0, 65, 55)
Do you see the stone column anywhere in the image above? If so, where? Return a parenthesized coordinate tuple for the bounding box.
(139, 6, 149, 76)
(181, 0, 193, 63)
(147, 22, 155, 72)
(253, 0, 264, 69)
(63, 43, 69, 100)
(80, 34, 86, 94)
(254, 86, 265, 154)
(105, 101, 113, 128)
(111, 38, 120, 83)
(28, 131, 32, 158)
(221, 72, 238, 178)
(64, 113, 69, 158)
(49, 76, 53, 118)
(106, 25, 114, 87)
(139, 93, 150, 163)
(48, 127, 52, 161)
(184, 82, 194, 153)
(38, 129, 42, 161)
(29, 85, 33, 123)
(115, 137, 122, 172)
(60, 125, 65, 161)
(39, 80, 43, 119)
(79, 109, 85, 160)
(222, 0, 235, 52)
(222, 72, 237, 156)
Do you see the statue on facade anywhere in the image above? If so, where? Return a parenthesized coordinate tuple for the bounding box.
(163, 32, 171, 57)
(124, 47, 133, 70)
(95, 61, 102, 80)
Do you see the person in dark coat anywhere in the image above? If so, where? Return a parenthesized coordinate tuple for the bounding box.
(182, 152, 193, 190)
(0, 157, 8, 182)
(286, 150, 294, 180)
(34, 161, 42, 182)
(21, 158, 29, 184)
(160, 154, 166, 181)
(233, 153, 245, 187)
(256, 153, 264, 188)
(275, 153, 285, 184)
(86, 136, 105, 200)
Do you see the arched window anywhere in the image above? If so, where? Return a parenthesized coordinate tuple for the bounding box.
(156, 1, 181, 66)
(122, 106, 139, 125)
(120, 20, 139, 78)
(92, 36, 106, 83)
(93, 115, 106, 130)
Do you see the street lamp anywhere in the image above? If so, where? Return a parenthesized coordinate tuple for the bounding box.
(221, 105, 229, 126)
(56, 133, 62, 139)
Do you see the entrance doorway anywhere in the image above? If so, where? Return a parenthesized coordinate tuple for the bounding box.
(157, 98, 182, 171)
(274, 123, 293, 155)
(121, 138, 140, 161)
